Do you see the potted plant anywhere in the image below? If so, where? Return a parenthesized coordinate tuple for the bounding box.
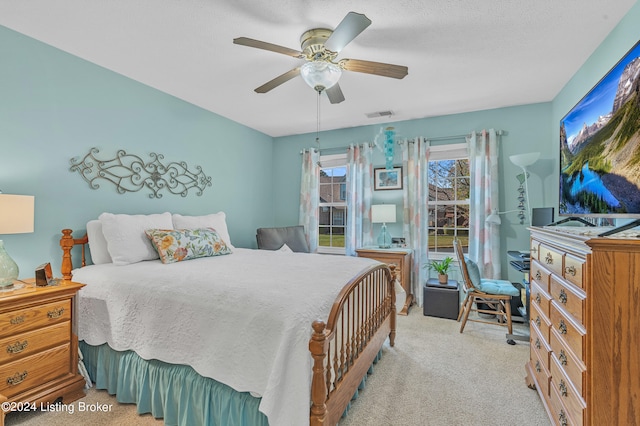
(426, 257, 454, 284)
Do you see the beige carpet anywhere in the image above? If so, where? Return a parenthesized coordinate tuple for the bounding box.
(5, 310, 549, 426)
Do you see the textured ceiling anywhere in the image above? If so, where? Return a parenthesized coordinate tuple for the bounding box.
(0, 1, 636, 137)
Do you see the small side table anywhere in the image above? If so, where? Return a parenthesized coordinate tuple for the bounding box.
(423, 279, 459, 320)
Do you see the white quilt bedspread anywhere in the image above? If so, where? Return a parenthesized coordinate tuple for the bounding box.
(72, 248, 380, 426)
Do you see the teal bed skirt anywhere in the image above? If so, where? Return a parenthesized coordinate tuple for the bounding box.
(80, 341, 382, 425)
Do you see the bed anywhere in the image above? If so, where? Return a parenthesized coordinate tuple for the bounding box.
(59, 212, 396, 426)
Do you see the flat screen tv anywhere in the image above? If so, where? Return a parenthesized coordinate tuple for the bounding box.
(559, 39, 640, 222)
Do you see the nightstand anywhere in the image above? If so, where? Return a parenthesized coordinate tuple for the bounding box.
(0, 279, 86, 425)
(355, 247, 413, 315)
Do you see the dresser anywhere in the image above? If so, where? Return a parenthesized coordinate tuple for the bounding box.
(0, 279, 86, 425)
(355, 247, 413, 315)
(525, 227, 640, 425)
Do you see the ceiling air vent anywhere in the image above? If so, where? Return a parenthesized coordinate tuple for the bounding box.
(365, 110, 394, 118)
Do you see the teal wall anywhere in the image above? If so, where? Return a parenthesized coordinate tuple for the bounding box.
(2, 1, 639, 283)
(0, 26, 274, 276)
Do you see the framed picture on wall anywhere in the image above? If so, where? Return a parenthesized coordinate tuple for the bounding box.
(374, 167, 403, 190)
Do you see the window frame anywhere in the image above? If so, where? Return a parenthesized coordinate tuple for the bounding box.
(317, 153, 348, 255)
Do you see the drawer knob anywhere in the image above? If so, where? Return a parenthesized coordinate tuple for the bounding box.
(558, 350, 567, 366)
(545, 252, 553, 265)
(531, 247, 538, 254)
(535, 361, 541, 373)
(535, 271, 541, 281)
(9, 315, 25, 325)
(565, 265, 576, 276)
(558, 320, 567, 335)
(535, 293, 541, 305)
(535, 316, 541, 327)
(6, 340, 28, 354)
(559, 410, 568, 426)
(559, 379, 568, 397)
(47, 307, 65, 319)
(535, 338, 541, 350)
(6, 371, 28, 386)
(559, 289, 568, 305)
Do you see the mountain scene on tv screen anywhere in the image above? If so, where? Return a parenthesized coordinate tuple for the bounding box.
(560, 53, 640, 215)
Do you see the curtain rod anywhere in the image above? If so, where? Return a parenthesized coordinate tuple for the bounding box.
(300, 142, 373, 155)
(425, 129, 506, 142)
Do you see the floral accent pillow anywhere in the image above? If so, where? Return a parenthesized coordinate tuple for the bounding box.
(145, 228, 232, 264)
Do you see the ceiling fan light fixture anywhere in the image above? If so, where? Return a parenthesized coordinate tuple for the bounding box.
(300, 61, 342, 92)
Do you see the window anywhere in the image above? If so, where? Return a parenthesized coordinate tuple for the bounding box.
(318, 154, 347, 254)
(427, 143, 469, 256)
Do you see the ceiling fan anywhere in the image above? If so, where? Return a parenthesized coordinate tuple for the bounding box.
(233, 12, 408, 104)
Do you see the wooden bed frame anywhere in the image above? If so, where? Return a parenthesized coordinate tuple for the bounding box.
(59, 229, 396, 426)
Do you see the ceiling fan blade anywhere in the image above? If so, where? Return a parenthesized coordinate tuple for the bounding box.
(255, 68, 301, 93)
(326, 84, 345, 104)
(339, 58, 408, 79)
(233, 37, 303, 58)
(324, 12, 371, 53)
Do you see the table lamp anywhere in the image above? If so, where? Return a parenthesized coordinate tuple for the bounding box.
(0, 194, 35, 289)
(371, 204, 396, 248)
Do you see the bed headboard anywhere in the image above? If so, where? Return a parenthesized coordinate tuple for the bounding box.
(60, 229, 89, 280)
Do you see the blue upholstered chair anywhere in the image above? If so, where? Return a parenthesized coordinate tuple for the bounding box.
(453, 239, 520, 335)
(256, 226, 311, 253)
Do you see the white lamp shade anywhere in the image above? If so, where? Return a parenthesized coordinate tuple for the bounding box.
(0, 194, 35, 234)
(371, 204, 396, 224)
(485, 210, 502, 225)
(300, 61, 342, 91)
(509, 152, 540, 168)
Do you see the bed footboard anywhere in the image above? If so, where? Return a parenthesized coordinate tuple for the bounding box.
(309, 263, 396, 426)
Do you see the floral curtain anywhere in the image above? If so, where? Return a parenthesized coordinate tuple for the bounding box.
(299, 149, 320, 252)
(401, 137, 430, 306)
(467, 129, 501, 279)
(345, 144, 374, 256)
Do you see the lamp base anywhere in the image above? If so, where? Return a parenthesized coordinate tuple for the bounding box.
(0, 240, 19, 288)
(377, 223, 392, 249)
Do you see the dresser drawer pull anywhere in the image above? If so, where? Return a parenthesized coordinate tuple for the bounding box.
(558, 320, 567, 335)
(559, 410, 568, 426)
(531, 247, 538, 254)
(545, 252, 553, 265)
(7, 371, 28, 386)
(558, 350, 567, 366)
(9, 315, 25, 325)
(565, 265, 576, 276)
(47, 307, 65, 319)
(559, 379, 568, 397)
(535, 316, 541, 327)
(535, 271, 541, 281)
(535, 361, 541, 373)
(535, 338, 541, 350)
(559, 289, 568, 305)
(535, 293, 541, 305)
(6, 340, 28, 354)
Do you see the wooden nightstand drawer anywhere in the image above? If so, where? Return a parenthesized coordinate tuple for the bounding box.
(0, 321, 70, 364)
(0, 343, 71, 398)
(0, 299, 71, 338)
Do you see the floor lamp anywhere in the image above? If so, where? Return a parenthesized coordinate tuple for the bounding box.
(508, 152, 540, 226)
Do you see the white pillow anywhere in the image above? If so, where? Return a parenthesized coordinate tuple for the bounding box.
(86, 220, 112, 264)
(99, 212, 173, 265)
(171, 212, 234, 249)
(277, 243, 293, 253)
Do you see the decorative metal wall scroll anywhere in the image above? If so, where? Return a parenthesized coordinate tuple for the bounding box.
(69, 148, 212, 198)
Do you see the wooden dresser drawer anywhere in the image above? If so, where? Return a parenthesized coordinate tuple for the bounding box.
(550, 327, 586, 397)
(550, 355, 585, 426)
(530, 348, 551, 399)
(530, 319, 551, 371)
(550, 275, 586, 325)
(530, 260, 551, 293)
(0, 299, 71, 338)
(530, 281, 552, 319)
(563, 254, 585, 290)
(539, 244, 564, 277)
(550, 301, 586, 362)
(0, 343, 71, 398)
(0, 321, 70, 364)
(530, 301, 551, 342)
(530, 239, 541, 261)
